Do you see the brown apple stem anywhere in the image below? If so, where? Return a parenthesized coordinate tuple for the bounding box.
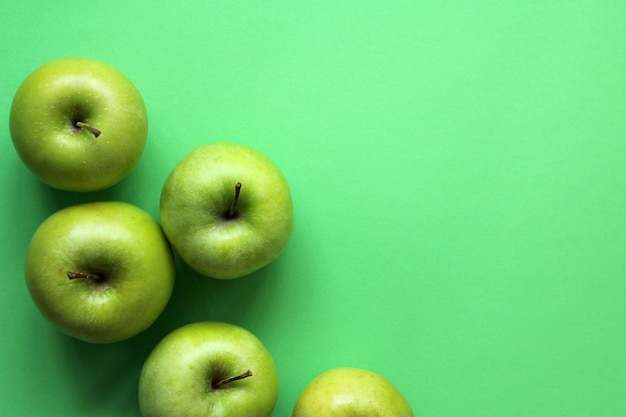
(75, 121, 102, 138)
(212, 370, 253, 389)
(228, 182, 242, 218)
(67, 271, 102, 280)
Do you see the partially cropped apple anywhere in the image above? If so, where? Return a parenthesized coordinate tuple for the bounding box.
(292, 367, 414, 417)
(10, 57, 148, 192)
(160, 142, 293, 279)
(138, 321, 279, 417)
(25, 201, 175, 344)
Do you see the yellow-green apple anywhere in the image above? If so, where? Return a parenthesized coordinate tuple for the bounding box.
(10, 57, 148, 192)
(138, 321, 279, 417)
(160, 142, 293, 279)
(24, 201, 175, 344)
(292, 367, 414, 417)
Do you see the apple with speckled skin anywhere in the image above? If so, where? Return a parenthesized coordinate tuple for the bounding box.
(24, 201, 175, 344)
(138, 321, 279, 417)
(292, 368, 414, 417)
(160, 142, 293, 279)
(10, 57, 148, 191)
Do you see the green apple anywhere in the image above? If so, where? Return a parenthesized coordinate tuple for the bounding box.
(292, 367, 414, 417)
(10, 57, 148, 192)
(138, 321, 279, 417)
(160, 142, 293, 279)
(25, 201, 175, 344)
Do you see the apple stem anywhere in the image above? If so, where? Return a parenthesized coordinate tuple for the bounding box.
(212, 369, 253, 389)
(67, 271, 102, 280)
(228, 182, 242, 218)
(75, 121, 102, 138)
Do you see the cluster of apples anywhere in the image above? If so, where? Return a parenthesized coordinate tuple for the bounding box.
(9, 57, 413, 416)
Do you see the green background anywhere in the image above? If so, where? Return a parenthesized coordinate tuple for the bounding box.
(1, 1, 626, 416)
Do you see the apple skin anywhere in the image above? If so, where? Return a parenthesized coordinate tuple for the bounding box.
(25, 201, 175, 344)
(160, 142, 293, 279)
(292, 367, 414, 417)
(138, 321, 279, 417)
(10, 57, 148, 192)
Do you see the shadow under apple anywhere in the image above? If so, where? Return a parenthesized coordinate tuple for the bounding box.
(60, 333, 150, 416)
(11, 156, 157, 221)
(39, 172, 150, 213)
(154, 251, 284, 330)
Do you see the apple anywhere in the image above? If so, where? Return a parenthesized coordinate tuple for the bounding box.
(10, 57, 148, 192)
(160, 142, 293, 279)
(24, 201, 175, 344)
(292, 367, 414, 417)
(138, 321, 279, 417)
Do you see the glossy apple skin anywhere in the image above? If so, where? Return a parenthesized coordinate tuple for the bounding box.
(138, 321, 279, 417)
(292, 368, 414, 417)
(25, 201, 175, 344)
(160, 142, 293, 279)
(10, 57, 148, 192)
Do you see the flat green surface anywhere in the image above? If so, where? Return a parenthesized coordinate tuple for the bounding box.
(2, 1, 626, 416)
